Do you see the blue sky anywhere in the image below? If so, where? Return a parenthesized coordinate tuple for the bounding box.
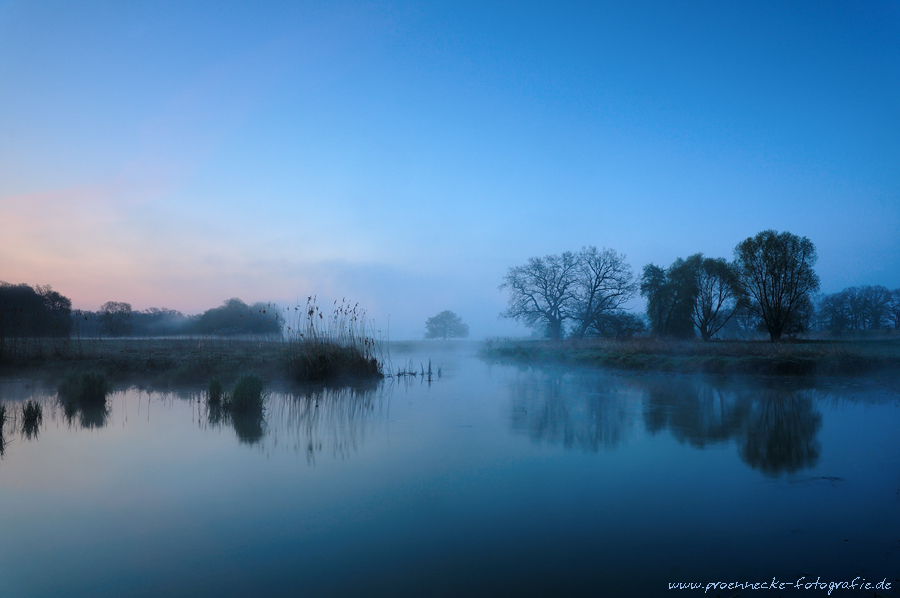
(1, 1, 898, 338)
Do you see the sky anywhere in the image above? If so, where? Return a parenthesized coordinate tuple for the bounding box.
(1, 0, 898, 339)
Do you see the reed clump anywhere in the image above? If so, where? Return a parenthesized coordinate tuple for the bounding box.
(284, 297, 383, 382)
(227, 374, 265, 413)
(58, 370, 111, 405)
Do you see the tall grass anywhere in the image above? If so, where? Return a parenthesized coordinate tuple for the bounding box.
(228, 374, 265, 413)
(58, 370, 111, 404)
(284, 297, 383, 382)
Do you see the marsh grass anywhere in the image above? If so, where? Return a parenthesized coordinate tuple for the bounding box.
(482, 337, 900, 376)
(21, 400, 43, 439)
(57, 370, 112, 429)
(59, 370, 111, 404)
(284, 297, 383, 382)
(227, 374, 265, 413)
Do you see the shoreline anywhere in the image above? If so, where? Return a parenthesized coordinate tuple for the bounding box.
(0, 337, 384, 385)
(480, 338, 900, 377)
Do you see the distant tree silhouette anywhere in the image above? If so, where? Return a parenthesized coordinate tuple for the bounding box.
(0, 282, 73, 344)
(193, 298, 282, 335)
(425, 310, 469, 340)
(734, 230, 819, 341)
(890, 289, 900, 330)
(99, 301, 134, 336)
(815, 285, 893, 333)
(131, 308, 190, 336)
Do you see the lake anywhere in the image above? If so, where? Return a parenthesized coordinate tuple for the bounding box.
(1, 342, 898, 597)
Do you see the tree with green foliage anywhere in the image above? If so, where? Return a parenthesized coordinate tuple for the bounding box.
(425, 310, 469, 340)
(734, 230, 819, 341)
(640, 259, 697, 338)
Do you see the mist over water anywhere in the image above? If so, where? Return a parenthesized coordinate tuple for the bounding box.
(0, 343, 897, 596)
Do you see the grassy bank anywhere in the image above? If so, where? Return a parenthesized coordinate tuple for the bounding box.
(481, 338, 900, 376)
(0, 336, 384, 385)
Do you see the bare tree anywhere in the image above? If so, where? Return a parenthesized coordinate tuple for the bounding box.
(734, 230, 819, 341)
(815, 285, 893, 333)
(690, 255, 742, 341)
(859, 285, 892, 330)
(570, 246, 636, 339)
(500, 252, 580, 340)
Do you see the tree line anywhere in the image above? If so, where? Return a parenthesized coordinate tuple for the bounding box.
(1, 282, 283, 341)
(814, 285, 900, 333)
(500, 230, 899, 342)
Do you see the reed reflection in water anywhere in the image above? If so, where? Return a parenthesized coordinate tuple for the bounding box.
(200, 380, 388, 462)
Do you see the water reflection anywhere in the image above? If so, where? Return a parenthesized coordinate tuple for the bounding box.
(509, 369, 638, 452)
(643, 378, 746, 447)
(508, 369, 826, 476)
(60, 397, 110, 430)
(198, 381, 387, 459)
(739, 391, 821, 475)
(642, 378, 823, 475)
(268, 382, 386, 464)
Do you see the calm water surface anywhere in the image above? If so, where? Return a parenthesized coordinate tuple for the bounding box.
(1, 342, 898, 597)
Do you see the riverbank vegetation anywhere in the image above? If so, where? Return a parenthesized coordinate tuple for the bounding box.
(1, 296, 384, 384)
(481, 337, 900, 377)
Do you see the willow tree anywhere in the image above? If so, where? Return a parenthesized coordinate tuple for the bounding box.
(734, 230, 819, 341)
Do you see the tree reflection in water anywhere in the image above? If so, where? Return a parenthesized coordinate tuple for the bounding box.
(509, 369, 639, 452)
(509, 370, 824, 475)
(740, 391, 821, 475)
(643, 378, 822, 475)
